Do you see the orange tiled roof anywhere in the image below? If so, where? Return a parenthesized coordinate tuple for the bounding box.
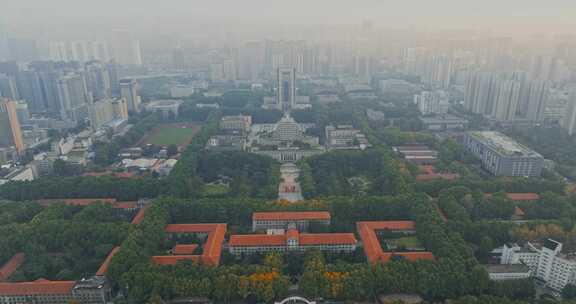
(114, 201, 138, 209)
(299, 233, 357, 245)
(484, 193, 540, 201)
(173, 244, 199, 255)
(0, 253, 25, 282)
(165, 224, 225, 233)
(155, 223, 227, 266)
(229, 234, 287, 247)
(358, 221, 416, 231)
(514, 206, 526, 217)
(0, 280, 75, 295)
(95, 247, 120, 276)
(357, 221, 434, 264)
(131, 205, 149, 225)
(37, 198, 117, 206)
(253, 211, 330, 221)
(151, 255, 200, 265)
(229, 231, 357, 247)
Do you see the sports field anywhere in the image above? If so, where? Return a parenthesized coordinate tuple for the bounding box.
(139, 123, 201, 147)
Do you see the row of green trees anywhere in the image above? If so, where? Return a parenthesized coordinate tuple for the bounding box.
(0, 202, 130, 280)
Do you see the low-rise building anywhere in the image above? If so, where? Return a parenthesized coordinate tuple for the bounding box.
(325, 125, 371, 150)
(414, 90, 449, 115)
(145, 99, 184, 120)
(220, 115, 252, 134)
(229, 228, 357, 255)
(420, 115, 469, 131)
(485, 264, 531, 281)
(357, 221, 435, 264)
(252, 211, 331, 232)
(206, 135, 246, 151)
(153, 224, 227, 266)
(463, 131, 544, 177)
(393, 145, 438, 165)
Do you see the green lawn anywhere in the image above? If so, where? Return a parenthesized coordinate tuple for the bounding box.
(203, 184, 229, 196)
(141, 124, 201, 147)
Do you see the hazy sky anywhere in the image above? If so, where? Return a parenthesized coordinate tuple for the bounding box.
(2, 0, 576, 35)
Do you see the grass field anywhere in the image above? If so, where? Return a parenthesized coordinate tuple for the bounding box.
(139, 123, 201, 147)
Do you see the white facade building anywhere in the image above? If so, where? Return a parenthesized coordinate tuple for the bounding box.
(499, 240, 576, 292)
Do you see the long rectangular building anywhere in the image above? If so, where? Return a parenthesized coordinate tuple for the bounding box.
(229, 228, 357, 255)
(463, 131, 544, 177)
(252, 211, 330, 232)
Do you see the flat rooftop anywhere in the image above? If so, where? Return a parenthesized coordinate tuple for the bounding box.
(486, 264, 530, 274)
(468, 131, 542, 157)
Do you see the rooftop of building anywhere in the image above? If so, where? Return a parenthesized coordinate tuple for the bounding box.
(484, 193, 540, 201)
(253, 211, 331, 221)
(146, 99, 184, 107)
(420, 114, 469, 124)
(228, 229, 357, 247)
(357, 221, 434, 264)
(173, 244, 199, 255)
(157, 223, 227, 266)
(485, 264, 530, 274)
(131, 205, 149, 225)
(467, 131, 542, 158)
(0, 253, 25, 282)
(0, 279, 76, 296)
(95, 247, 120, 276)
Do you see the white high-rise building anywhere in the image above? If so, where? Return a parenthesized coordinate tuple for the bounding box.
(464, 71, 497, 115)
(414, 90, 450, 115)
(111, 30, 142, 66)
(89, 98, 128, 131)
(57, 74, 90, 121)
(277, 67, 296, 113)
(562, 88, 576, 136)
(492, 79, 522, 122)
(524, 80, 550, 122)
(119, 79, 141, 113)
(424, 55, 452, 89)
(500, 239, 576, 293)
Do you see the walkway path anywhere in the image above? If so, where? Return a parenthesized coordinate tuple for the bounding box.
(278, 163, 304, 202)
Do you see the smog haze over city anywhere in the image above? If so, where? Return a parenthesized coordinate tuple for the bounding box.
(1, 1, 576, 304)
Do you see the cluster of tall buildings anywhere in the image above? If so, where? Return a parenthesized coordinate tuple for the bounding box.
(0, 59, 141, 158)
(464, 71, 551, 122)
(1, 30, 142, 66)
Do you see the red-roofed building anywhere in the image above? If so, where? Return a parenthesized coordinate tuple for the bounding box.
(0, 253, 25, 282)
(357, 221, 434, 264)
(484, 193, 541, 201)
(415, 173, 460, 181)
(151, 256, 201, 265)
(172, 244, 199, 255)
(0, 280, 76, 303)
(252, 211, 331, 231)
(154, 224, 227, 266)
(131, 205, 149, 225)
(95, 247, 120, 276)
(229, 229, 357, 255)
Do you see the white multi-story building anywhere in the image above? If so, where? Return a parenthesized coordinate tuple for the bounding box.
(252, 211, 330, 232)
(325, 125, 371, 150)
(220, 115, 252, 134)
(414, 90, 449, 115)
(499, 239, 576, 292)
